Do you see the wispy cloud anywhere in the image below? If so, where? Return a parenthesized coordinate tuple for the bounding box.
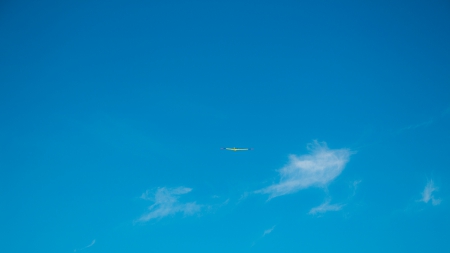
(308, 199, 344, 215)
(74, 240, 95, 252)
(256, 141, 352, 199)
(237, 192, 251, 204)
(351, 180, 362, 197)
(352, 180, 362, 189)
(420, 180, 441, 206)
(251, 225, 277, 247)
(137, 187, 202, 222)
(263, 225, 276, 236)
(398, 119, 433, 133)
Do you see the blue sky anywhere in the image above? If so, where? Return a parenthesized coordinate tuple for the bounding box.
(1, 0, 449, 252)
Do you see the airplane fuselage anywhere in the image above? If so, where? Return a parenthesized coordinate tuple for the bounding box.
(224, 147, 250, 151)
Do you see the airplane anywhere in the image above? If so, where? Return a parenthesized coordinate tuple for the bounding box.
(221, 147, 253, 152)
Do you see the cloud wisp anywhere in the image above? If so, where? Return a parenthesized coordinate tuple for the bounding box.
(420, 180, 441, 206)
(74, 240, 95, 252)
(137, 187, 201, 222)
(262, 225, 276, 237)
(398, 119, 433, 133)
(351, 180, 362, 197)
(251, 225, 277, 247)
(256, 141, 352, 199)
(308, 199, 344, 215)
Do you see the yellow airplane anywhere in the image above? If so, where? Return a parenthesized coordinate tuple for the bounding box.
(221, 147, 253, 151)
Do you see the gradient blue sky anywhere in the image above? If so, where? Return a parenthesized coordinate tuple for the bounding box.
(1, 1, 449, 252)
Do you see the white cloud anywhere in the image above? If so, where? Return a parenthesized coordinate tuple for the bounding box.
(420, 180, 441, 206)
(351, 180, 362, 196)
(251, 225, 277, 247)
(74, 240, 95, 252)
(397, 119, 433, 134)
(308, 200, 344, 215)
(263, 225, 276, 236)
(86, 240, 96, 248)
(137, 187, 202, 222)
(256, 141, 352, 199)
(352, 180, 362, 189)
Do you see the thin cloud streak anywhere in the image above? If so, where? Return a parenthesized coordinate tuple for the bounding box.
(85, 240, 96, 248)
(251, 225, 277, 247)
(399, 119, 433, 132)
(351, 180, 362, 197)
(420, 180, 441, 206)
(256, 141, 352, 199)
(352, 180, 362, 189)
(74, 240, 95, 252)
(137, 187, 201, 222)
(263, 225, 276, 237)
(309, 200, 344, 215)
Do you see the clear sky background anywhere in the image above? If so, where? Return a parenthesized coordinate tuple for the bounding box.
(1, 1, 449, 252)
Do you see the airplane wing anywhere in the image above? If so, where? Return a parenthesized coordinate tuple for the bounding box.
(221, 147, 253, 151)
